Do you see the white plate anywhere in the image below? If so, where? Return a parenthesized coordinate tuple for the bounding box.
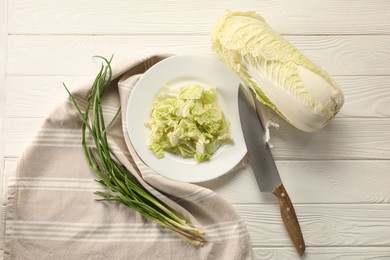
(126, 55, 246, 183)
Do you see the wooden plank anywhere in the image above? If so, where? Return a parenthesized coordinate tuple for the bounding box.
(0, 0, 7, 169)
(4, 158, 390, 205)
(234, 204, 390, 247)
(269, 118, 390, 160)
(3, 118, 42, 158)
(4, 159, 390, 247)
(203, 160, 390, 204)
(8, 0, 390, 35)
(6, 35, 213, 76)
(7, 35, 390, 76)
(4, 0, 390, 258)
(6, 75, 390, 118)
(336, 76, 390, 117)
(252, 247, 390, 260)
(4, 117, 390, 159)
(0, 0, 7, 254)
(5, 76, 88, 118)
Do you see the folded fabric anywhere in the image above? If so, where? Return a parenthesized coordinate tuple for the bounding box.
(3, 55, 253, 260)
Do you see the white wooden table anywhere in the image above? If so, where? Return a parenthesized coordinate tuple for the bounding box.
(1, 1, 390, 259)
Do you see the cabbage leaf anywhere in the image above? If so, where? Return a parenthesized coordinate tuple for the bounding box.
(212, 11, 344, 132)
(145, 84, 232, 162)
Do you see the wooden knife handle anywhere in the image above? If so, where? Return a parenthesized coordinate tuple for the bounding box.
(272, 183, 306, 256)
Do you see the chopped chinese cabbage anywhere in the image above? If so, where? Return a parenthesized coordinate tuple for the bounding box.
(145, 84, 232, 162)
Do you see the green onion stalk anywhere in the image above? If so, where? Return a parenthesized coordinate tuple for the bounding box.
(63, 56, 204, 246)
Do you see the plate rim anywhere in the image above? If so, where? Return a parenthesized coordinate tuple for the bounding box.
(125, 54, 247, 183)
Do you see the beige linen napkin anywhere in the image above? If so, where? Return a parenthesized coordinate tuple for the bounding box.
(3, 55, 253, 260)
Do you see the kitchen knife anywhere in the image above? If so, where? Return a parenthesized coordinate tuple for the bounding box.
(238, 85, 306, 256)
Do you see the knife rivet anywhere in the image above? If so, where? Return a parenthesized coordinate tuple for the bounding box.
(299, 244, 303, 249)
(286, 207, 290, 211)
(281, 192, 285, 197)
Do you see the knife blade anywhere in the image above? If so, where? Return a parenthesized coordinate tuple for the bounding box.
(238, 85, 306, 256)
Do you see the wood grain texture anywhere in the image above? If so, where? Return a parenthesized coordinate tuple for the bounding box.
(272, 184, 305, 256)
(0, 0, 7, 255)
(3, 1, 390, 258)
(234, 204, 390, 247)
(8, 0, 390, 35)
(204, 160, 390, 204)
(5, 76, 88, 118)
(3, 117, 390, 159)
(0, 0, 7, 206)
(0, 0, 7, 178)
(270, 118, 390, 160)
(6, 75, 390, 119)
(3, 160, 390, 248)
(253, 247, 390, 260)
(336, 76, 390, 117)
(7, 35, 390, 76)
(5, 158, 390, 205)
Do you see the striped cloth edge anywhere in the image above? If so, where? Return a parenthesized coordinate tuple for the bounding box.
(3, 55, 253, 260)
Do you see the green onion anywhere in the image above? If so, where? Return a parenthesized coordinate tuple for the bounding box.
(63, 56, 204, 246)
